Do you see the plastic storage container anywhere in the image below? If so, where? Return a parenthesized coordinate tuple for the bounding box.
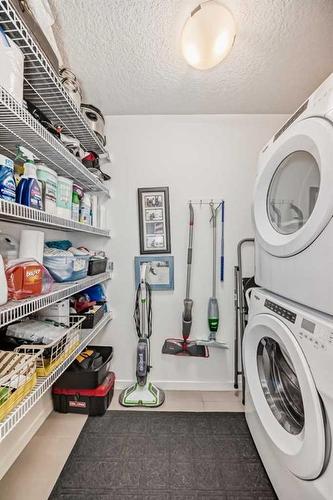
(54, 346, 113, 389)
(52, 371, 115, 416)
(6, 259, 53, 300)
(43, 250, 89, 282)
(0, 27, 24, 103)
(88, 257, 107, 276)
(36, 163, 58, 215)
(56, 176, 73, 219)
(71, 304, 104, 329)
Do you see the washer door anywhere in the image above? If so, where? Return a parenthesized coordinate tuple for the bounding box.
(243, 313, 326, 479)
(254, 116, 333, 257)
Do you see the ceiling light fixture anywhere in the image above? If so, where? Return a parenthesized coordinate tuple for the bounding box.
(181, 1, 236, 70)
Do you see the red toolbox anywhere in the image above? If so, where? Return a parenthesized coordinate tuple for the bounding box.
(52, 372, 115, 416)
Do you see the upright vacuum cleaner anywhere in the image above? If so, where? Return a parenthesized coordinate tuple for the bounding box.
(197, 202, 228, 349)
(119, 263, 165, 407)
(162, 202, 208, 357)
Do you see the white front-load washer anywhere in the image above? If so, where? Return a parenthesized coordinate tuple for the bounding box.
(254, 72, 333, 315)
(243, 287, 333, 500)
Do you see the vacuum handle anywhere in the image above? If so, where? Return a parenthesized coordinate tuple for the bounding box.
(182, 298, 193, 340)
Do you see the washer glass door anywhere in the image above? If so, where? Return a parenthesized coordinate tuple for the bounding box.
(254, 116, 333, 257)
(267, 151, 320, 235)
(257, 337, 304, 435)
(243, 313, 326, 479)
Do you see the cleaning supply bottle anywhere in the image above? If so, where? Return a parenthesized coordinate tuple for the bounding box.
(18, 151, 43, 210)
(79, 193, 91, 224)
(71, 185, 81, 222)
(14, 145, 31, 186)
(0, 154, 16, 202)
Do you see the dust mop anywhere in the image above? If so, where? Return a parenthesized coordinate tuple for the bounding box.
(119, 263, 165, 407)
(162, 202, 208, 357)
(196, 201, 228, 349)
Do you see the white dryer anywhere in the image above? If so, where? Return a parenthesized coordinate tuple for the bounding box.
(254, 72, 333, 315)
(243, 288, 333, 500)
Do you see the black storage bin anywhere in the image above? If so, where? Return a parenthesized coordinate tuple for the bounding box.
(55, 345, 113, 389)
(53, 372, 115, 416)
(71, 305, 104, 329)
(88, 258, 107, 275)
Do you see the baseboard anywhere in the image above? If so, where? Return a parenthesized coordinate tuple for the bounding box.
(115, 379, 236, 391)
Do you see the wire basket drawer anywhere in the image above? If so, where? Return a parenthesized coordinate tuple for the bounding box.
(15, 316, 85, 377)
(0, 350, 39, 421)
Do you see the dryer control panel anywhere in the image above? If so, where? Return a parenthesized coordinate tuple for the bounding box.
(264, 299, 297, 323)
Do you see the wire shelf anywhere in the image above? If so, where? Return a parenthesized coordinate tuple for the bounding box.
(0, 272, 111, 328)
(0, 0, 106, 155)
(0, 199, 110, 236)
(0, 86, 109, 195)
(0, 312, 112, 441)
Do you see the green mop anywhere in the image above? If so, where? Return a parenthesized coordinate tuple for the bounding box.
(196, 201, 228, 349)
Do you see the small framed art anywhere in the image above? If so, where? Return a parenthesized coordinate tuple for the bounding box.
(138, 187, 171, 254)
(135, 255, 174, 291)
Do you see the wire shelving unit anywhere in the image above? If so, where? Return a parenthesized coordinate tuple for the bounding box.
(0, 0, 107, 155)
(0, 272, 112, 328)
(0, 86, 109, 195)
(0, 199, 110, 236)
(0, 312, 112, 441)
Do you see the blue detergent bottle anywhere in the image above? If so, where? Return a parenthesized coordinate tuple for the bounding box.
(17, 150, 43, 210)
(22, 160, 43, 210)
(0, 154, 16, 202)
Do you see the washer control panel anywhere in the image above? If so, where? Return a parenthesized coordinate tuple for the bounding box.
(264, 299, 296, 323)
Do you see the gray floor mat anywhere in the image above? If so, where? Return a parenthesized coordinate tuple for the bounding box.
(49, 411, 277, 500)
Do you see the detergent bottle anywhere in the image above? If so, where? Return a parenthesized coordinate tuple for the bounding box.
(17, 150, 43, 210)
(0, 154, 16, 202)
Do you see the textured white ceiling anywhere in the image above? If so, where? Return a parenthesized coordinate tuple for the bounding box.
(50, 0, 333, 115)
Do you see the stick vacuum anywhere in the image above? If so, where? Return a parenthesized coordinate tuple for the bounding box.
(197, 202, 228, 349)
(119, 263, 165, 407)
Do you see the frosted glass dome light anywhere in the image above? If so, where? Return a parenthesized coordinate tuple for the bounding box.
(181, 2, 236, 70)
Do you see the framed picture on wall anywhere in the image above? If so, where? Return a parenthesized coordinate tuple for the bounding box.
(135, 256, 174, 290)
(138, 187, 171, 254)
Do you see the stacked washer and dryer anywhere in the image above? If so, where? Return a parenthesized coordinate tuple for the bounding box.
(243, 73, 333, 500)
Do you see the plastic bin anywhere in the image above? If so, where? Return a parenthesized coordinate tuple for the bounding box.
(54, 345, 113, 389)
(43, 254, 89, 282)
(52, 371, 115, 416)
(71, 305, 104, 329)
(88, 257, 107, 276)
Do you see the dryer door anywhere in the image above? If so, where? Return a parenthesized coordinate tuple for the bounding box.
(254, 116, 333, 257)
(243, 313, 326, 479)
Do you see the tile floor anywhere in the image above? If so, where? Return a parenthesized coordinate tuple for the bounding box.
(0, 390, 243, 500)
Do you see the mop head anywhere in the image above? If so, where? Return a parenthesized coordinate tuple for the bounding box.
(119, 382, 165, 408)
(162, 339, 209, 357)
(196, 339, 228, 349)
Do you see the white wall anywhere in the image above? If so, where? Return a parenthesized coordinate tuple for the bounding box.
(96, 114, 287, 390)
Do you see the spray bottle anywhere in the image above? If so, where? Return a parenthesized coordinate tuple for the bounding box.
(16, 148, 42, 210)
